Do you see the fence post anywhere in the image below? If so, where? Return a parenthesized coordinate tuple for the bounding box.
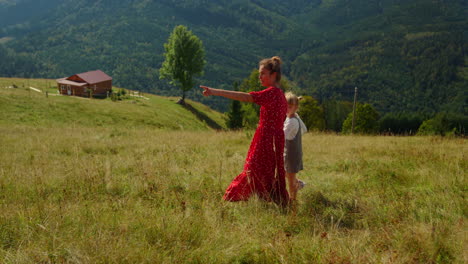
(352, 87, 358, 134)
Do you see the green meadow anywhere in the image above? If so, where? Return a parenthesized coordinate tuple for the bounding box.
(0, 77, 225, 130)
(0, 79, 466, 263)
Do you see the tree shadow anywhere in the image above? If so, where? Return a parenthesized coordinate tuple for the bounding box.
(182, 102, 223, 130)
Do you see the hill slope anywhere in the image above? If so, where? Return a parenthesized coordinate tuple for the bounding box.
(0, 77, 226, 130)
(0, 0, 466, 113)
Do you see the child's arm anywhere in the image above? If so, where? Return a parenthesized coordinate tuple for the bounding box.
(200, 85, 253, 103)
(295, 114, 308, 134)
(284, 118, 299, 140)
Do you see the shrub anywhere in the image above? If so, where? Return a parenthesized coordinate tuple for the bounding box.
(342, 103, 379, 134)
(298, 95, 325, 131)
(226, 82, 244, 129)
(379, 112, 426, 135)
(417, 112, 467, 136)
(110, 89, 129, 101)
(323, 99, 353, 132)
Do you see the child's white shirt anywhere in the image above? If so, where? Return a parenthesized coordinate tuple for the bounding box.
(284, 113, 307, 140)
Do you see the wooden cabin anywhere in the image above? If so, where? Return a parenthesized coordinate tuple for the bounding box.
(56, 70, 112, 97)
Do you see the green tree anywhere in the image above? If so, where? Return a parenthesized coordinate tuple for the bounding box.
(342, 103, 379, 134)
(323, 99, 353, 132)
(298, 95, 325, 131)
(226, 82, 244, 129)
(159, 25, 206, 104)
(417, 112, 467, 136)
(379, 112, 426, 135)
(239, 69, 262, 128)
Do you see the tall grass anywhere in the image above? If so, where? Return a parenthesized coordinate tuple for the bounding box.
(0, 124, 466, 263)
(0, 78, 466, 263)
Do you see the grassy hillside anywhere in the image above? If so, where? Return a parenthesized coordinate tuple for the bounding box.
(0, 77, 466, 263)
(0, 77, 226, 130)
(0, 125, 465, 263)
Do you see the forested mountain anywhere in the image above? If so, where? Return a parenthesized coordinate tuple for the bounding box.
(0, 0, 466, 113)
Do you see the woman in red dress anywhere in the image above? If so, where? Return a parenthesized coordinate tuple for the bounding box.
(200, 56, 289, 206)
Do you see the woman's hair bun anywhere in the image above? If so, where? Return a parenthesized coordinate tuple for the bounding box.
(272, 56, 282, 65)
(259, 56, 283, 82)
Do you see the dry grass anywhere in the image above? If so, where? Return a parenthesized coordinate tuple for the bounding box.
(0, 125, 466, 263)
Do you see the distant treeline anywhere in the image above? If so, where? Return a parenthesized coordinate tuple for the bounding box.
(0, 0, 466, 117)
(226, 69, 467, 136)
(228, 95, 467, 136)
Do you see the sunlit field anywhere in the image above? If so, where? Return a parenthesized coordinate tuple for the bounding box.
(0, 78, 226, 130)
(0, 125, 466, 263)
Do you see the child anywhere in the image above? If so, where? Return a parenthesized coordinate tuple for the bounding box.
(284, 92, 307, 200)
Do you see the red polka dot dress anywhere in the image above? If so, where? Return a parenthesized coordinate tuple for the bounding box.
(223, 86, 289, 205)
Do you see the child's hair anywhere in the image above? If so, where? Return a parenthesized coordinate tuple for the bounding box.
(259, 56, 282, 82)
(285, 92, 300, 105)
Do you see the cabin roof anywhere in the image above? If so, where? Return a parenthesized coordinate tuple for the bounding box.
(56, 78, 87, 86)
(74, 70, 112, 84)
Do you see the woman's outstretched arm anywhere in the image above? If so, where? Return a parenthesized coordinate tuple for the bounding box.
(200, 85, 254, 103)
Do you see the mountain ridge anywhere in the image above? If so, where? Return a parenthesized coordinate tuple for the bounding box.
(0, 0, 466, 113)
